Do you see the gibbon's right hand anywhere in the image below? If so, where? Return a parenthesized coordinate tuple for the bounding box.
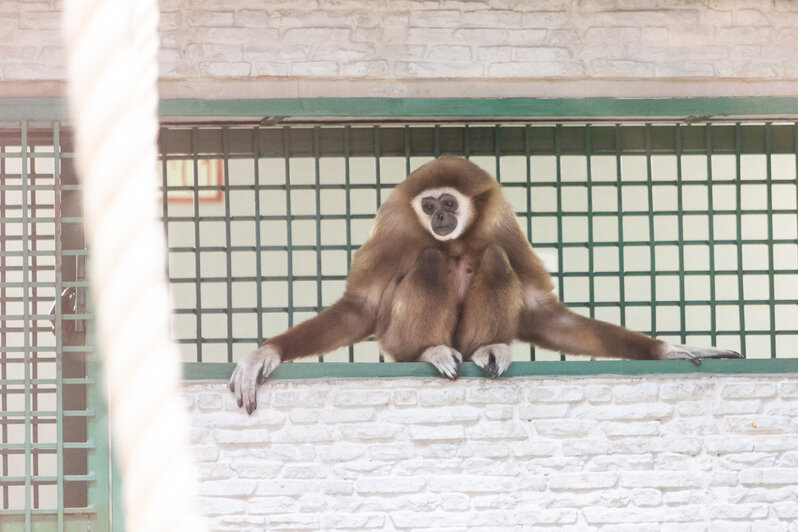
(228, 344, 281, 414)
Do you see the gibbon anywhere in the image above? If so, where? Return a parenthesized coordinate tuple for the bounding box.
(230, 156, 740, 413)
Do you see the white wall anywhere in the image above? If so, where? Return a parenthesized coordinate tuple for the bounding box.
(188, 374, 798, 531)
(2, 1, 798, 98)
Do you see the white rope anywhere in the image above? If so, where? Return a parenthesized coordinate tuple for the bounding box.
(63, 1, 206, 531)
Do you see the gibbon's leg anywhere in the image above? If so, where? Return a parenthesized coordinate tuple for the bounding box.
(230, 295, 376, 413)
(377, 248, 461, 378)
(455, 245, 523, 377)
(517, 292, 742, 363)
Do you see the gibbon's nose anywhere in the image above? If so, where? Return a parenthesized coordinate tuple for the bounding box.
(436, 211, 445, 221)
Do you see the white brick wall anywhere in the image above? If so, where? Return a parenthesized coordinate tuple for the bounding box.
(187, 374, 798, 531)
(3, 1, 798, 97)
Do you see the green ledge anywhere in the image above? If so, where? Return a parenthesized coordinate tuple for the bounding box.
(183, 358, 798, 381)
(3, 97, 798, 121)
(158, 97, 798, 119)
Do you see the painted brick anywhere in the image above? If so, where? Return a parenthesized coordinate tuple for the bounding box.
(466, 421, 528, 440)
(534, 418, 596, 437)
(722, 383, 778, 399)
(392, 390, 418, 406)
(409, 10, 462, 28)
(549, 471, 619, 490)
(383, 406, 481, 424)
(519, 403, 569, 419)
(781, 381, 798, 398)
(231, 460, 283, 479)
(620, 471, 704, 489)
(408, 424, 466, 442)
(339, 422, 404, 441)
(355, 476, 426, 494)
(270, 425, 337, 443)
(419, 387, 466, 407)
(603, 421, 661, 437)
(526, 385, 585, 403)
(467, 384, 524, 404)
(740, 468, 798, 485)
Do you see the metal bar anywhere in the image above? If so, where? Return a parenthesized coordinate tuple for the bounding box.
(313, 127, 324, 363)
(464, 124, 471, 158)
(344, 126, 354, 363)
(191, 128, 203, 362)
(735, 123, 747, 356)
(494, 124, 501, 182)
(182, 357, 798, 381)
(283, 127, 295, 330)
(645, 124, 657, 338)
(252, 128, 264, 347)
(615, 124, 627, 327)
(524, 124, 535, 362)
(404, 125, 410, 176)
(374, 125, 385, 363)
(222, 127, 234, 362)
(84, 355, 111, 529)
(675, 125, 688, 345)
(21, 120, 32, 529)
(555, 125, 564, 361)
(153, 96, 798, 119)
(9, 96, 798, 121)
(54, 120, 65, 532)
(585, 124, 596, 359)
(705, 125, 718, 346)
(765, 123, 776, 358)
(1, 130, 10, 511)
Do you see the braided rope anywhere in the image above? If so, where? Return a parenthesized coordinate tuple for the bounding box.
(63, 1, 206, 530)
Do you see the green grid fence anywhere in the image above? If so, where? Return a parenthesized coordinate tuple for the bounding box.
(158, 121, 798, 365)
(4, 101, 798, 530)
(0, 122, 110, 532)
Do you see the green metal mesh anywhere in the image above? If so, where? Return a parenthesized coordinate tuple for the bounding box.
(157, 122, 798, 364)
(0, 122, 109, 532)
(2, 115, 798, 530)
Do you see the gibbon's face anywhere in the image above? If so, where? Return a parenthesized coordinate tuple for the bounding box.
(411, 187, 474, 241)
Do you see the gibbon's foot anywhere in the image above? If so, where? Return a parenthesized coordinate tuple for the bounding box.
(420, 345, 463, 380)
(661, 344, 743, 366)
(472, 343, 513, 378)
(228, 345, 281, 414)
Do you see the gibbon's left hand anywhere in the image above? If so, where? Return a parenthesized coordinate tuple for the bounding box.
(229, 345, 280, 414)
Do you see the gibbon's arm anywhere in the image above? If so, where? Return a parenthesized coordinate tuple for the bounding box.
(517, 291, 741, 363)
(517, 291, 665, 361)
(267, 292, 377, 362)
(507, 223, 741, 364)
(229, 233, 400, 413)
(230, 290, 379, 414)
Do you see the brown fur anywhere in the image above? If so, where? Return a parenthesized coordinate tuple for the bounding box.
(260, 156, 727, 365)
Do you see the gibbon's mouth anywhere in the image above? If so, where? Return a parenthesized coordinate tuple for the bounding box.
(432, 223, 456, 236)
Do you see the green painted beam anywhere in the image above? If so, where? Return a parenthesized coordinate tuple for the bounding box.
(184, 358, 798, 381)
(159, 97, 798, 119)
(0, 98, 70, 121)
(4, 97, 798, 122)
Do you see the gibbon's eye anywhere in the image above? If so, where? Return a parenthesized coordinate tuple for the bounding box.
(439, 194, 458, 211)
(422, 199, 436, 214)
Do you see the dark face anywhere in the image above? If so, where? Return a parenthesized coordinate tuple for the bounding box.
(421, 193, 459, 237)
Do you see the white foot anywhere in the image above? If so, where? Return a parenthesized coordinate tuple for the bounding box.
(661, 344, 743, 366)
(471, 343, 513, 378)
(420, 345, 463, 380)
(228, 344, 281, 414)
